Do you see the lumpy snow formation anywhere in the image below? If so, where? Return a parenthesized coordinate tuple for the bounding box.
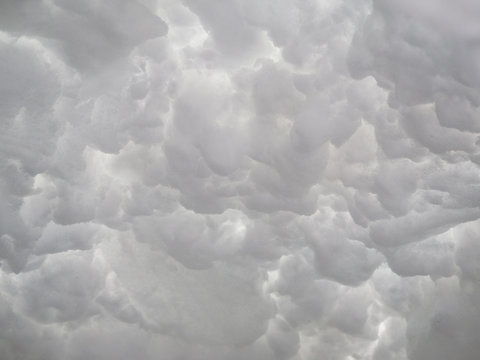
(1, 1, 480, 359)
